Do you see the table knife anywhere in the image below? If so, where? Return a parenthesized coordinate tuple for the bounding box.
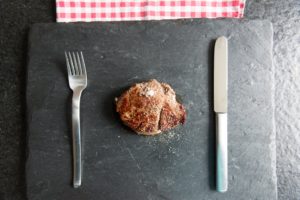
(214, 36, 228, 193)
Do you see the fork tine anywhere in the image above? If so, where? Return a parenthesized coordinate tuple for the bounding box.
(68, 52, 75, 75)
(80, 52, 87, 75)
(72, 52, 79, 75)
(65, 52, 72, 75)
(76, 52, 83, 75)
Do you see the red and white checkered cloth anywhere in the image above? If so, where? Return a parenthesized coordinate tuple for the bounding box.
(56, 0, 246, 22)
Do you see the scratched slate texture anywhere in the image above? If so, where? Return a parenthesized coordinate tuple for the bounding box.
(26, 20, 276, 200)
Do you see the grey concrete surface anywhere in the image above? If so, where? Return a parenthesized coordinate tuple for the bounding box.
(0, 0, 299, 200)
(246, 1, 300, 200)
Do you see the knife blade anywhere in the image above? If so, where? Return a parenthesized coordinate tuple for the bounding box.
(214, 36, 228, 193)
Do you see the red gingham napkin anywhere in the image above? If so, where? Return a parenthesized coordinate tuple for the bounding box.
(56, 0, 246, 22)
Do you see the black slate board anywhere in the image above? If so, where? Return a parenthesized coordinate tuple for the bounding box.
(26, 20, 277, 200)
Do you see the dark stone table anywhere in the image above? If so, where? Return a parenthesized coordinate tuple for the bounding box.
(0, 1, 299, 199)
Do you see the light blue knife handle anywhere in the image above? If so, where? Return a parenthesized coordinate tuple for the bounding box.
(216, 113, 228, 192)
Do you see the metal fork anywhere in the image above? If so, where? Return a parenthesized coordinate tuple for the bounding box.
(65, 51, 87, 188)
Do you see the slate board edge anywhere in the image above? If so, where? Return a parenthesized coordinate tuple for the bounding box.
(269, 22, 278, 199)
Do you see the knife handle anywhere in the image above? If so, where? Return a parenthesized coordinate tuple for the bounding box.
(216, 113, 228, 192)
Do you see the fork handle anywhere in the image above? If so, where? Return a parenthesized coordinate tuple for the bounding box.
(72, 89, 82, 188)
